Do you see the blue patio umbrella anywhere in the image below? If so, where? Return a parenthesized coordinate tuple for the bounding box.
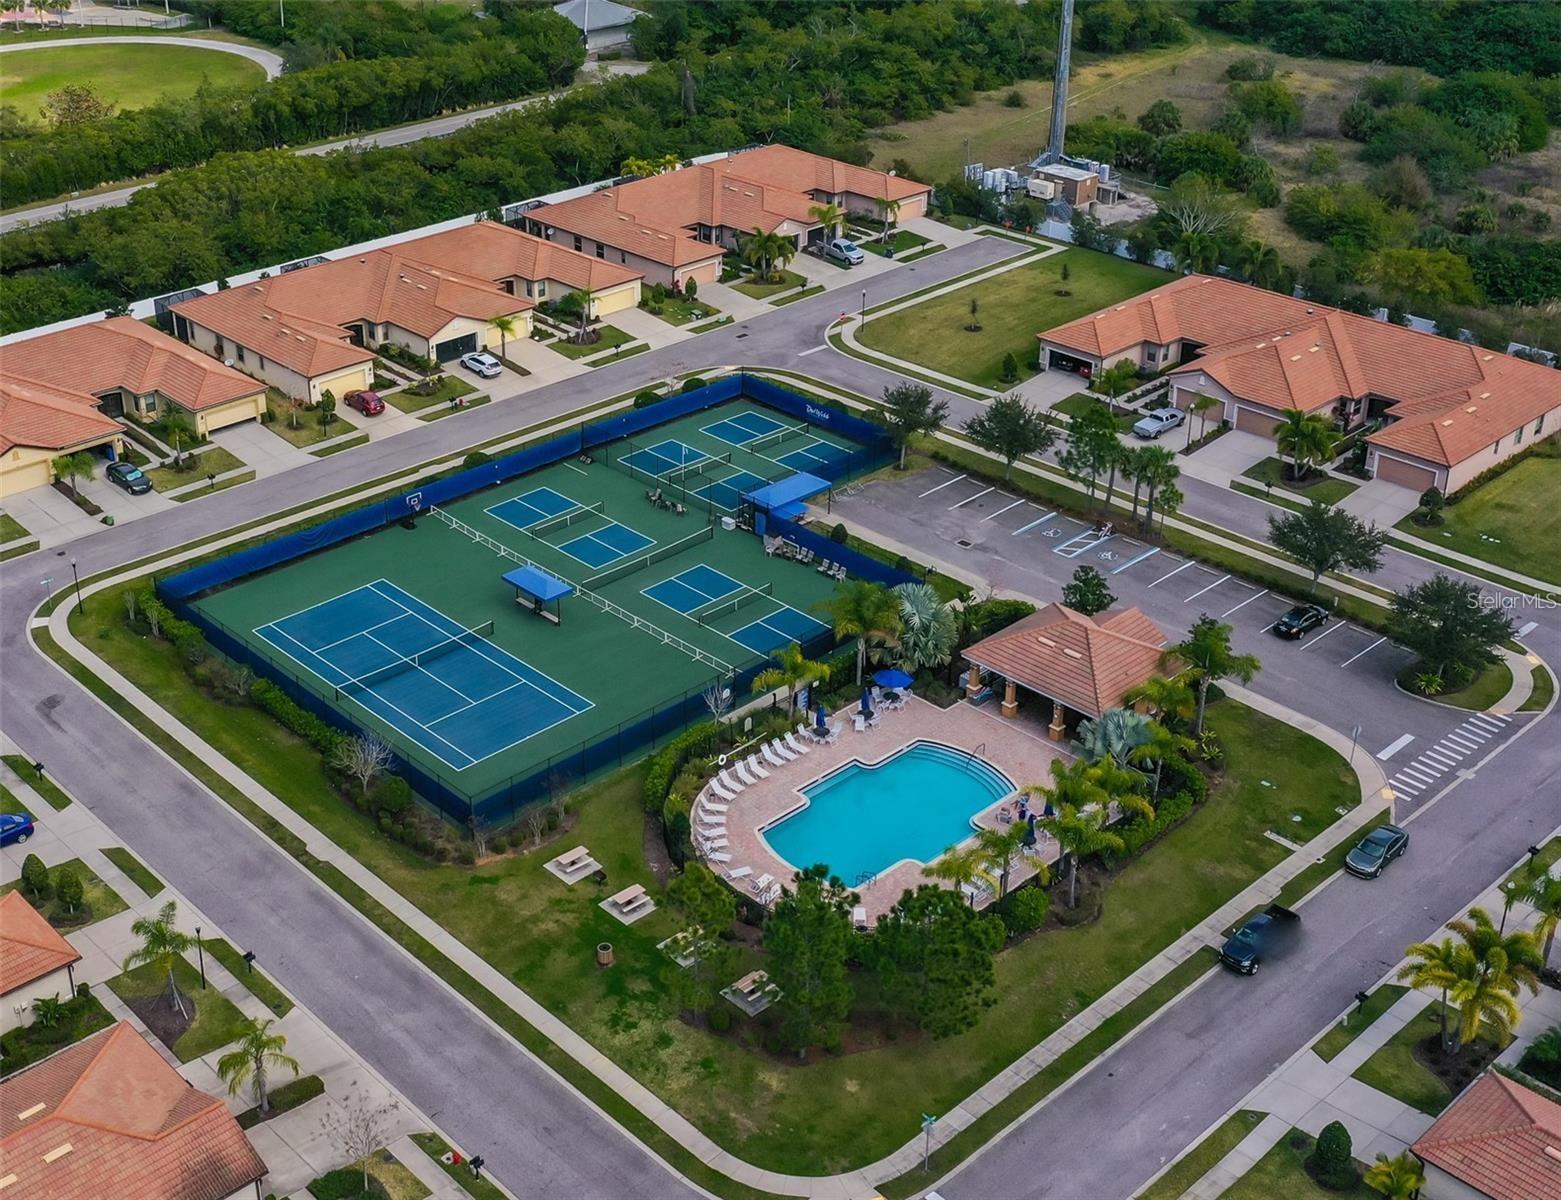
(873, 668, 914, 689)
(861, 686, 874, 716)
(815, 700, 827, 731)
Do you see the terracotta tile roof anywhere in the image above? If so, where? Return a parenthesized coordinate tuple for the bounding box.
(1413, 1072, 1561, 1200)
(173, 248, 530, 377)
(1, 317, 263, 413)
(392, 222, 642, 293)
(0, 1022, 266, 1200)
(0, 376, 123, 456)
(1038, 275, 1561, 468)
(537, 146, 928, 266)
(962, 603, 1169, 718)
(0, 892, 80, 995)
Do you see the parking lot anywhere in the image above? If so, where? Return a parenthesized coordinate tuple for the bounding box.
(829, 465, 1525, 809)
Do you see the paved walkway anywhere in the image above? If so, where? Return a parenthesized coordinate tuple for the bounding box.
(1494, 646, 1538, 711)
(0, 34, 284, 77)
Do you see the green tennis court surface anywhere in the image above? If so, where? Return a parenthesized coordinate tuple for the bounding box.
(192, 399, 854, 803)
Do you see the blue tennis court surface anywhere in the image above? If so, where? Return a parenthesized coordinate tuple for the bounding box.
(642, 564, 830, 654)
(485, 486, 577, 529)
(690, 469, 768, 511)
(620, 439, 708, 477)
(767, 438, 853, 474)
(255, 580, 592, 770)
(702, 411, 786, 447)
(729, 605, 830, 656)
(642, 563, 744, 613)
(557, 521, 654, 568)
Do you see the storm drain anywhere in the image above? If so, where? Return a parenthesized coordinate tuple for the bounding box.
(956, 538, 974, 548)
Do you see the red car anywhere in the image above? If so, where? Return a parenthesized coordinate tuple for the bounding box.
(344, 390, 385, 416)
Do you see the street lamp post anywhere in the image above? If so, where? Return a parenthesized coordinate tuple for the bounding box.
(860, 289, 867, 325)
(194, 926, 207, 989)
(70, 559, 83, 616)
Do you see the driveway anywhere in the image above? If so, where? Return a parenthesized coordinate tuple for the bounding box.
(1340, 476, 1420, 525)
(1182, 429, 1275, 483)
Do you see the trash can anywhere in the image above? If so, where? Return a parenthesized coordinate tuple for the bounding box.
(597, 942, 614, 967)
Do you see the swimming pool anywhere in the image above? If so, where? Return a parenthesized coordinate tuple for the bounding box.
(762, 741, 1014, 885)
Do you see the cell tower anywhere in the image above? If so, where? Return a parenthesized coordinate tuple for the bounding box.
(1034, 0, 1075, 167)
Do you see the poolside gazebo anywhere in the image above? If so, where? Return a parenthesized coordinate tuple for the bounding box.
(962, 603, 1172, 740)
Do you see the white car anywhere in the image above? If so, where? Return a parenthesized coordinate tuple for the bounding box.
(460, 351, 503, 379)
(823, 237, 865, 266)
(1132, 406, 1186, 439)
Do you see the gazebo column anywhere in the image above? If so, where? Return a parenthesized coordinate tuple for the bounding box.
(965, 664, 983, 699)
(1001, 679, 1019, 719)
(1048, 700, 1067, 741)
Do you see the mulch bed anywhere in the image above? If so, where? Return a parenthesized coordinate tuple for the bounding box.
(1410, 1028, 1506, 1093)
(122, 987, 195, 1053)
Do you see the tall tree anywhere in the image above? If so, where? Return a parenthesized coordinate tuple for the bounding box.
(1273, 408, 1339, 480)
(1186, 393, 1222, 448)
(752, 641, 831, 710)
(1521, 871, 1561, 963)
(1027, 759, 1151, 908)
(1123, 674, 1196, 729)
(879, 381, 949, 470)
(1061, 564, 1115, 616)
(973, 824, 1034, 901)
(1267, 503, 1387, 593)
(217, 1018, 300, 1117)
(662, 863, 738, 1022)
(487, 313, 520, 360)
(817, 581, 902, 686)
(1396, 936, 1464, 1053)
(963, 394, 1056, 480)
(1135, 447, 1180, 534)
(1168, 615, 1261, 734)
(923, 846, 990, 906)
(50, 451, 93, 498)
(892, 582, 957, 673)
(122, 900, 195, 1019)
(869, 885, 1004, 1038)
(1128, 720, 1196, 797)
(1059, 402, 1121, 506)
(764, 865, 857, 1057)
(808, 201, 844, 239)
(1389, 574, 1514, 685)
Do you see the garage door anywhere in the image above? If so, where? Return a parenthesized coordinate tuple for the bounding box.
(434, 333, 477, 363)
(1234, 406, 1281, 436)
(1373, 453, 1438, 492)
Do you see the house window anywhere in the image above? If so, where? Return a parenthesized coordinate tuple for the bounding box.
(1494, 441, 1501, 455)
(1515, 424, 1523, 445)
(595, 243, 605, 259)
(524, 280, 534, 298)
(1537, 415, 1546, 435)
(620, 250, 627, 264)
(1146, 349, 1158, 364)
(535, 281, 546, 299)
(573, 235, 583, 253)
(258, 356, 265, 370)
(236, 345, 245, 364)
(214, 337, 225, 357)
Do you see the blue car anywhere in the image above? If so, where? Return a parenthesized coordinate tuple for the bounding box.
(0, 812, 35, 846)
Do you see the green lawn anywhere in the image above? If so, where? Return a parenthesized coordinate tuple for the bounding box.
(203, 936, 293, 1017)
(106, 956, 250, 1062)
(0, 42, 264, 118)
(146, 445, 245, 492)
(1222, 1129, 1374, 1200)
(411, 1134, 507, 1200)
(0, 782, 31, 818)
(310, 1150, 430, 1200)
(770, 284, 825, 306)
(1397, 660, 1512, 711)
(0, 991, 115, 1077)
(1397, 439, 1561, 583)
(0, 858, 127, 929)
(642, 295, 722, 327)
(61, 570, 1363, 1178)
(0, 512, 29, 542)
(386, 376, 477, 414)
(1312, 985, 1408, 1062)
(101, 845, 164, 897)
(1523, 662, 1555, 712)
(1139, 1110, 1266, 1200)
(1053, 392, 1136, 432)
(1241, 457, 1360, 505)
(236, 1073, 323, 1129)
(732, 269, 808, 300)
(2, 755, 70, 810)
(265, 394, 361, 446)
(858, 249, 1171, 389)
(859, 229, 932, 257)
(1352, 1007, 1459, 1116)
(548, 324, 635, 360)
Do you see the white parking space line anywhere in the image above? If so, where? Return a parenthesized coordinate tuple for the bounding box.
(950, 486, 995, 510)
(982, 497, 1028, 522)
(917, 474, 966, 498)
(796, 345, 827, 357)
(1112, 546, 1160, 574)
(1377, 734, 1415, 760)
(1184, 574, 1231, 602)
(1339, 636, 1387, 667)
(1299, 621, 1348, 650)
(1219, 589, 1267, 618)
(1012, 512, 1057, 536)
(1148, 561, 1196, 588)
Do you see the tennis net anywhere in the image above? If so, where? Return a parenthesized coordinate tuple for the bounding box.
(524, 501, 604, 541)
(335, 619, 495, 699)
(666, 452, 732, 486)
(748, 422, 811, 454)
(691, 582, 774, 626)
(581, 522, 714, 588)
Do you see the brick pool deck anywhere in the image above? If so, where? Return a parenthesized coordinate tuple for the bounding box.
(701, 694, 1071, 923)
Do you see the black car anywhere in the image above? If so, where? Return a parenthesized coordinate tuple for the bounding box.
(1272, 602, 1329, 640)
(105, 460, 152, 495)
(1220, 903, 1300, 974)
(1345, 824, 1409, 879)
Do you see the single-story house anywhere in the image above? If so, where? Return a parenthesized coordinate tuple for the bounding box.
(962, 602, 1171, 739)
(1037, 274, 1561, 492)
(553, 0, 639, 51)
(0, 316, 267, 496)
(0, 891, 80, 1034)
(526, 145, 932, 288)
(1411, 1070, 1561, 1200)
(0, 1021, 269, 1199)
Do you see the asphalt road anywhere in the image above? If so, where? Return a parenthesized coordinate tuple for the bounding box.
(0, 233, 1554, 1198)
(0, 62, 647, 233)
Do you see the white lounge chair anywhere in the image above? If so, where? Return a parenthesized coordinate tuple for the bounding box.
(701, 799, 730, 814)
(853, 713, 867, 733)
(852, 905, 869, 931)
(784, 732, 811, 756)
(706, 850, 732, 863)
(721, 767, 746, 792)
(708, 778, 737, 802)
(735, 759, 757, 786)
(750, 873, 774, 897)
(698, 820, 726, 837)
(727, 865, 754, 881)
(828, 719, 844, 743)
(772, 739, 796, 761)
(745, 755, 770, 779)
(699, 834, 729, 851)
(761, 743, 786, 768)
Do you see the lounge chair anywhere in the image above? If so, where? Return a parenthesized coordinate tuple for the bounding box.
(761, 743, 786, 768)
(771, 739, 796, 761)
(706, 850, 732, 863)
(698, 819, 726, 836)
(853, 713, 867, 733)
(700, 799, 729, 814)
(825, 719, 843, 744)
(745, 755, 770, 779)
(784, 732, 811, 756)
(719, 768, 745, 792)
(750, 873, 774, 897)
(852, 906, 869, 931)
(817, 558, 832, 574)
(734, 759, 757, 786)
(727, 865, 754, 881)
(699, 834, 728, 851)
(707, 779, 737, 803)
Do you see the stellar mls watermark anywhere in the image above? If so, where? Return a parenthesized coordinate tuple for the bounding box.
(1470, 592, 1559, 611)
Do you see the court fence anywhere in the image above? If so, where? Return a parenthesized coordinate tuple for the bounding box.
(157, 374, 909, 830)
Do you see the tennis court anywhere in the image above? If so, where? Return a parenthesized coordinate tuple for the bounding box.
(643, 563, 832, 656)
(256, 579, 592, 770)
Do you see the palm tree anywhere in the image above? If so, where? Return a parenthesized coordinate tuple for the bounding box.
(1449, 953, 1523, 1052)
(1128, 721, 1195, 797)
(217, 1018, 300, 1116)
(1235, 239, 1283, 289)
(892, 582, 956, 673)
(1363, 1151, 1424, 1200)
(122, 900, 195, 1019)
(1186, 393, 1222, 449)
(817, 580, 903, 685)
(974, 824, 1034, 901)
(1449, 906, 1543, 996)
(1397, 936, 1465, 1052)
(487, 313, 520, 360)
(742, 228, 793, 283)
(1522, 871, 1561, 962)
(1076, 707, 1153, 765)
(1274, 408, 1339, 481)
(563, 288, 594, 344)
(1172, 231, 1219, 274)
(1134, 446, 1179, 535)
(1167, 615, 1261, 735)
(876, 196, 901, 245)
(808, 201, 844, 239)
(923, 845, 990, 905)
(1026, 759, 1149, 909)
(751, 642, 830, 711)
(1122, 674, 1196, 730)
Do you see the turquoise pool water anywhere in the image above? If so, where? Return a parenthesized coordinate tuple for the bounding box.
(762, 741, 1014, 884)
